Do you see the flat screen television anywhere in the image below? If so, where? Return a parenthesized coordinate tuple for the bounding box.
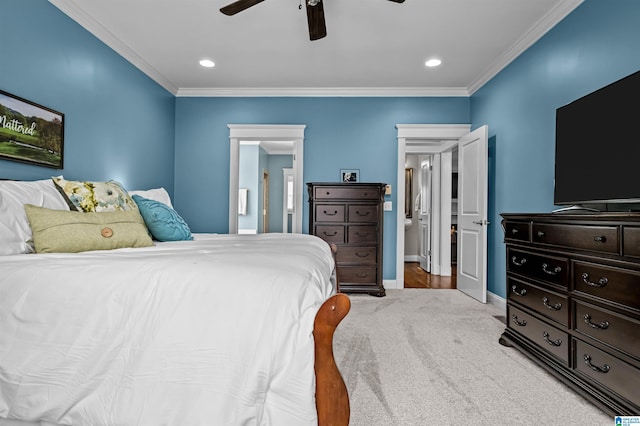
(554, 69, 640, 211)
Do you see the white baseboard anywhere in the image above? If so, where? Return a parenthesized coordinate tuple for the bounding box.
(487, 291, 506, 312)
(383, 279, 400, 290)
(404, 255, 419, 262)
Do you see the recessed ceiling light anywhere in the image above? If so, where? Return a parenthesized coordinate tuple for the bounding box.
(199, 59, 215, 68)
(425, 59, 442, 67)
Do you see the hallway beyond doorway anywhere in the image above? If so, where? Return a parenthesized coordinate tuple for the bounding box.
(404, 263, 457, 289)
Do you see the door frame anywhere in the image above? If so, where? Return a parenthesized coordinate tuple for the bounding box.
(228, 124, 305, 234)
(395, 124, 471, 289)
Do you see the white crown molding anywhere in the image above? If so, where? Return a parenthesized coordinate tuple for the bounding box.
(48, 0, 178, 95)
(175, 87, 471, 98)
(467, 0, 584, 95)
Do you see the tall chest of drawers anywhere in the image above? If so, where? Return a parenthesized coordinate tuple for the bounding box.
(499, 213, 640, 416)
(307, 182, 386, 297)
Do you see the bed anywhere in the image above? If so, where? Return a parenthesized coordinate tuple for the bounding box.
(0, 178, 350, 425)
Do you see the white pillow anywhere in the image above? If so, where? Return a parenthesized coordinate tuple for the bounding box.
(129, 187, 173, 208)
(0, 179, 70, 255)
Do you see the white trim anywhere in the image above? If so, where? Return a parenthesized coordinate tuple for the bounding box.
(487, 291, 506, 313)
(176, 87, 470, 97)
(396, 125, 471, 289)
(383, 279, 400, 290)
(228, 125, 305, 234)
(49, 0, 582, 97)
(467, 0, 584, 94)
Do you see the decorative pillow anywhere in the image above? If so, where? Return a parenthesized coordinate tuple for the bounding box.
(52, 177, 136, 212)
(0, 179, 69, 255)
(24, 204, 153, 253)
(132, 195, 193, 242)
(129, 187, 173, 208)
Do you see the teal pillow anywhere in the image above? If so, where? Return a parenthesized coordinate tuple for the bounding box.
(132, 195, 193, 241)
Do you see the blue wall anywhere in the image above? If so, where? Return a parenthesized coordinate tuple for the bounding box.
(0, 0, 175, 192)
(4, 0, 639, 295)
(174, 97, 470, 280)
(471, 0, 640, 298)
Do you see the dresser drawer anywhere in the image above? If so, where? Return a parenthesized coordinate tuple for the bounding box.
(573, 261, 640, 310)
(574, 338, 640, 406)
(337, 246, 377, 265)
(348, 204, 378, 223)
(504, 221, 530, 242)
(574, 300, 640, 359)
(315, 204, 345, 222)
(532, 223, 619, 254)
(314, 186, 381, 200)
(507, 248, 568, 288)
(507, 305, 570, 365)
(508, 277, 568, 326)
(338, 266, 377, 284)
(348, 225, 378, 243)
(314, 225, 345, 244)
(623, 226, 640, 258)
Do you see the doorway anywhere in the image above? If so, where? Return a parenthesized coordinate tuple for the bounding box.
(228, 125, 305, 234)
(395, 124, 470, 290)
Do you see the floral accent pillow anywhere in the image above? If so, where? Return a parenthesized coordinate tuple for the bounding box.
(52, 177, 136, 213)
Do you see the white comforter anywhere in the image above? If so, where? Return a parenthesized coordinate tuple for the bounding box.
(0, 233, 335, 426)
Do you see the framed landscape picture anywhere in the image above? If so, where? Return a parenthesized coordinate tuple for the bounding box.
(0, 90, 64, 169)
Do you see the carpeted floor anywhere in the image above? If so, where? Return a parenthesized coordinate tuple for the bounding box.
(333, 289, 612, 426)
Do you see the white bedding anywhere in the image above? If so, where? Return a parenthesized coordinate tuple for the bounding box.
(0, 233, 336, 426)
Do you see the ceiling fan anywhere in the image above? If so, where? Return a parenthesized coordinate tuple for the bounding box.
(220, 0, 406, 41)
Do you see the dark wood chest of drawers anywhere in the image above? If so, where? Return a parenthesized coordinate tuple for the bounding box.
(500, 212, 640, 416)
(307, 182, 386, 296)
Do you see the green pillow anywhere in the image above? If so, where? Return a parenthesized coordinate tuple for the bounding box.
(24, 204, 154, 253)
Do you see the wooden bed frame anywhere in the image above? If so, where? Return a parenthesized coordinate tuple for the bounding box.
(313, 292, 351, 426)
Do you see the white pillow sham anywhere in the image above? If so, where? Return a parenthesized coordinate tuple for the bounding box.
(0, 179, 70, 255)
(129, 187, 173, 208)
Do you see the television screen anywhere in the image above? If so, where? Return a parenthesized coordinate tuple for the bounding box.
(554, 70, 640, 208)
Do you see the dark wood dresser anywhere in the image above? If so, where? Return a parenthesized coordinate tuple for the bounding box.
(499, 212, 640, 416)
(307, 182, 386, 296)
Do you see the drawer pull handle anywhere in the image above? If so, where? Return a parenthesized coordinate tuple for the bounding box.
(542, 331, 562, 347)
(511, 256, 527, 267)
(582, 273, 608, 288)
(324, 210, 338, 216)
(593, 235, 606, 243)
(356, 232, 368, 237)
(511, 314, 527, 326)
(542, 263, 561, 276)
(323, 231, 338, 237)
(355, 252, 370, 258)
(511, 285, 527, 297)
(583, 314, 610, 330)
(511, 228, 519, 234)
(355, 211, 370, 216)
(542, 297, 562, 311)
(537, 230, 545, 238)
(356, 272, 368, 279)
(583, 354, 610, 374)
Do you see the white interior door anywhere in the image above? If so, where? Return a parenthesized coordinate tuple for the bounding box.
(418, 159, 431, 272)
(457, 125, 488, 303)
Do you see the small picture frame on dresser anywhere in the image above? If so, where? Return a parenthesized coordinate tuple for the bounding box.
(340, 169, 359, 183)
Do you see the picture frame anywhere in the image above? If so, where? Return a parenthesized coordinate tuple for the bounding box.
(340, 169, 359, 183)
(0, 89, 64, 169)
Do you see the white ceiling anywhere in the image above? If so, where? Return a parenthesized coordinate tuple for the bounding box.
(49, 0, 583, 97)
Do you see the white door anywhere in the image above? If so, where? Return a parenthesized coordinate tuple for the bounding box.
(418, 160, 431, 272)
(457, 125, 489, 303)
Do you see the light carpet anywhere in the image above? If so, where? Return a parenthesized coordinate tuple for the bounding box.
(333, 289, 613, 426)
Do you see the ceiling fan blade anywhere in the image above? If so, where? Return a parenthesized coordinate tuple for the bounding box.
(220, 0, 264, 16)
(306, 0, 327, 41)
(387, 0, 405, 2)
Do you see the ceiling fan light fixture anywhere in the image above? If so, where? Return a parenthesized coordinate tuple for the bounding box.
(199, 59, 215, 68)
(307, 0, 321, 6)
(425, 58, 442, 67)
